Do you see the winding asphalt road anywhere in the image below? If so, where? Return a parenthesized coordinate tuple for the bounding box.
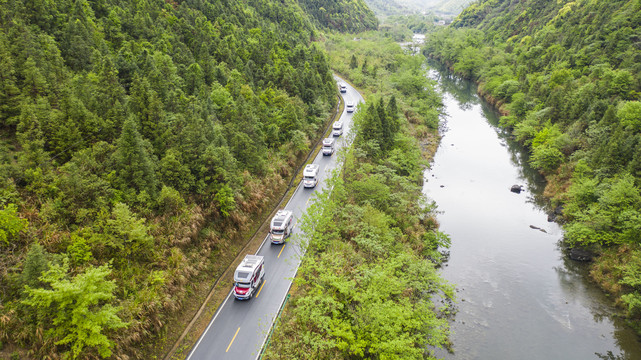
(186, 76, 363, 360)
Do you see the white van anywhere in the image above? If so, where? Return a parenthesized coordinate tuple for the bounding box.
(270, 210, 294, 244)
(303, 164, 320, 188)
(332, 121, 343, 137)
(346, 101, 355, 113)
(322, 137, 335, 156)
(233, 255, 265, 300)
(339, 83, 347, 93)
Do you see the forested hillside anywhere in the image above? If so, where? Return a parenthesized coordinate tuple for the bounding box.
(364, 0, 472, 17)
(0, 0, 364, 358)
(424, 0, 641, 331)
(297, 0, 378, 32)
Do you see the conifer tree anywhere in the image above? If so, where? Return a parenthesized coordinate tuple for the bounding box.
(16, 100, 48, 168)
(0, 33, 22, 127)
(20, 242, 48, 289)
(112, 116, 157, 197)
(22, 57, 48, 99)
(361, 58, 369, 75)
(349, 54, 358, 69)
(93, 56, 126, 140)
(378, 100, 392, 152)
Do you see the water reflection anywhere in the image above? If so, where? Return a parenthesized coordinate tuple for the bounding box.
(428, 64, 479, 109)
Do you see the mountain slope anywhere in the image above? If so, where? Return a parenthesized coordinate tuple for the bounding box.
(297, 0, 379, 32)
(364, 0, 474, 16)
(0, 0, 340, 358)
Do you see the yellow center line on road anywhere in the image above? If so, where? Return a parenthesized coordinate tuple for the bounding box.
(226, 327, 240, 353)
(256, 280, 266, 298)
(277, 244, 286, 259)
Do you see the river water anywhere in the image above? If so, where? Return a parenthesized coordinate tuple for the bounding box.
(422, 66, 641, 359)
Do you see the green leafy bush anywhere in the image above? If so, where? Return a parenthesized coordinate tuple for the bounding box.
(0, 203, 28, 245)
(23, 260, 127, 359)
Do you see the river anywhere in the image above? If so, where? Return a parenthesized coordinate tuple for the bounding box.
(422, 62, 641, 359)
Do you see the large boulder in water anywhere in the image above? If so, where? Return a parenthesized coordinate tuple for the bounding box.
(510, 185, 523, 193)
(568, 248, 595, 262)
(547, 205, 564, 222)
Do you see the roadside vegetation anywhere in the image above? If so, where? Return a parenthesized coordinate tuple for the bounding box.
(264, 31, 454, 359)
(423, 0, 641, 332)
(0, 0, 380, 358)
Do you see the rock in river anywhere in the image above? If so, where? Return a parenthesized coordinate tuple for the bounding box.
(510, 185, 523, 193)
(568, 248, 595, 262)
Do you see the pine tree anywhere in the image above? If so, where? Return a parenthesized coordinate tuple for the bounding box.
(112, 116, 157, 197)
(349, 54, 358, 69)
(377, 100, 392, 152)
(19, 242, 48, 289)
(16, 100, 48, 168)
(22, 57, 48, 99)
(0, 33, 22, 127)
(93, 56, 126, 140)
(387, 95, 399, 134)
(361, 58, 369, 75)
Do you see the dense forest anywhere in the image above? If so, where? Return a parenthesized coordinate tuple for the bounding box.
(265, 32, 453, 359)
(297, 0, 378, 33)
(423, 0, 641, 332)
(0, 0, 378, 358)
(364, 0, 472, 17)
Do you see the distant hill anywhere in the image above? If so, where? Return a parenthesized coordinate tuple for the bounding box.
(297, 0, 378, 32)
(365, 0, 474, 17)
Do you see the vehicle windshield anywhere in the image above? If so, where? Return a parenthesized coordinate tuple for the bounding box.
(236, 282, 251, 288)
(323, 145, 331, 148)
(304, 176, 315, 180)
(272, 229, 284, 234)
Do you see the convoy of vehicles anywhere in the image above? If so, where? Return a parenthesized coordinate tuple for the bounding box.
(322, 137, 335, 156)
(270, 210, 294, 244)
(346, 101, 355, 113)
(303, 164, 320, 188)
(231, 79, 348, 304)
(332, 121, 343, 137)
(233, 255, 265, 300)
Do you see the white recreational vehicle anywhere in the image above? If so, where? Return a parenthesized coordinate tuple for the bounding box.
(303, 164, 320, 188)
(233, 254, 265, 300)
(339, 83, 347, 93)
(346, 101, 355, 113)
(322, 137, 335, 156)
(270, 209, 294, 244)
(332, 121, 343, 137)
